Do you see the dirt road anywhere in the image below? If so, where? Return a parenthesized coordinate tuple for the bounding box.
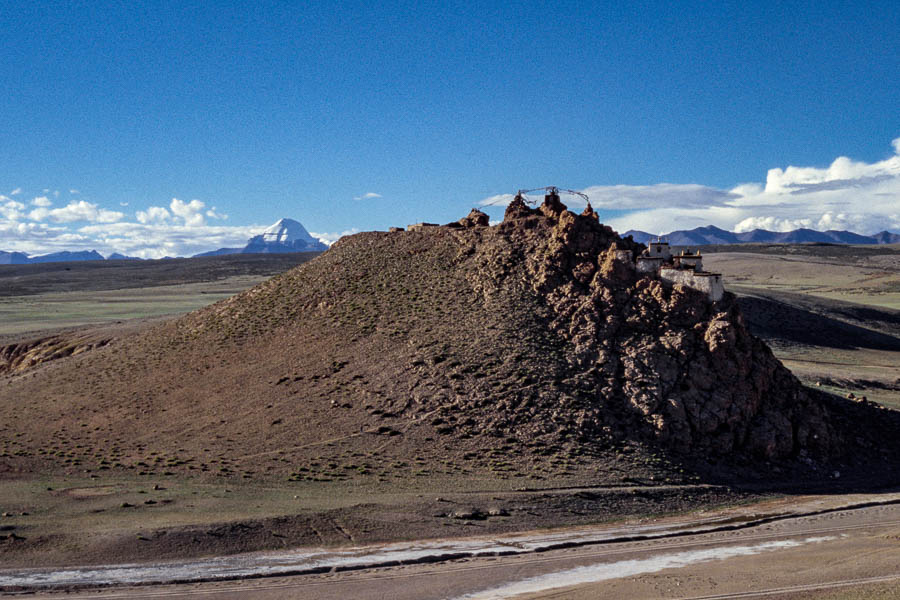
(8, 493, 900, 599)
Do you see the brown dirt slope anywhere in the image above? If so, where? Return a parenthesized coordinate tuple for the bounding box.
(2, 195, 899, 488)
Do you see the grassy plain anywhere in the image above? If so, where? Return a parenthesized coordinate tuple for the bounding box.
(0, 253, 318, 337)
(703, 245, 900, 411)
(702, 243, 900, 309)
(0, 278, 263, 336)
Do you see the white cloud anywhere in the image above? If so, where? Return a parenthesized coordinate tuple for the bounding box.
(169, 198, 207, 227)
(481, 185, 737, 211)
(10, 188, 21, 196)
(480, 137, 900, 236)
(0, 218, 260, 260)
(605, 205, 748, 237)
(136, 206, 171, 224)
(31, 196, 52, 207)
(733, 212, 876, 234)
(763, 149, 900, 195)
(309, 228, 359, 246)
(353, 192, 382, 200)
(733, 216, 814, 233)
(133, 198, 213, 228)
(0, 220, 80, 256)
(583, 184, 738, 210)
(205, 207, 227, 220)
(2, 194, 319, 258)
(479, 193, 517, 207)
(1, 200, 26, 220)
(27, 200, 124, 224)
(69, 189, 80, 194)
(77, 221, 264, 259)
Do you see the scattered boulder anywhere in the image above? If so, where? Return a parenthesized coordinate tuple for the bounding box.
(449, 509, 487, 520)
(458, 209, 489, 228)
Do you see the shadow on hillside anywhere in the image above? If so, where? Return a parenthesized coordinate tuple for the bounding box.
(675, 388, 900, 496)
(736, 293, 900, 351)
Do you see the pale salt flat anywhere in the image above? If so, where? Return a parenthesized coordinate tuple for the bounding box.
(453, 536, 838, 600)
(0, 516, 772, 588)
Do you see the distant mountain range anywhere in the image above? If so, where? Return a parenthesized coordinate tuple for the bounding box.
(193, 218, 328, 257)
(0, 218, 327, 264)
(0, 249, 107, 265)
(623, 225, 900, 246)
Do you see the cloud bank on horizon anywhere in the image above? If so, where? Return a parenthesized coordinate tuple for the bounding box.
(483, 138, 900, 237)
(3, 139, 900, 258)
(0, 196, 262, 259)
(0, 190, 358, 258)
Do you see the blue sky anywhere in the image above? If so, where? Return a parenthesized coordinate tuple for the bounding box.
(2, 1, 899, 257)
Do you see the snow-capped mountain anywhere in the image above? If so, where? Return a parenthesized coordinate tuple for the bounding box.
(194, 218, 328, 257)
(244, 218, 328, 252)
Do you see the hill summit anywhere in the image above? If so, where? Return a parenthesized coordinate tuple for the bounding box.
(243, 218, 328, 253)
(195, 217, 327, 256)
(3, 192, 898, 487)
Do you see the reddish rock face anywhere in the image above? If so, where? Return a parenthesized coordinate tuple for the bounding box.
(494, 196, 838, 461)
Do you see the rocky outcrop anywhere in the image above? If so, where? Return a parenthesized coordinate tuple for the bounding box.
(469, 193, 842, 461)
(503, 195, 535, 220)
(458, 209, 490, 228)
(0, 336, 110, 375)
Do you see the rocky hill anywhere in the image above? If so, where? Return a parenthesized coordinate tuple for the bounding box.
(2, 193, 898, 488)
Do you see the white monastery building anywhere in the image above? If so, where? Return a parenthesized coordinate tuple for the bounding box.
(636, 241, 724, 302)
